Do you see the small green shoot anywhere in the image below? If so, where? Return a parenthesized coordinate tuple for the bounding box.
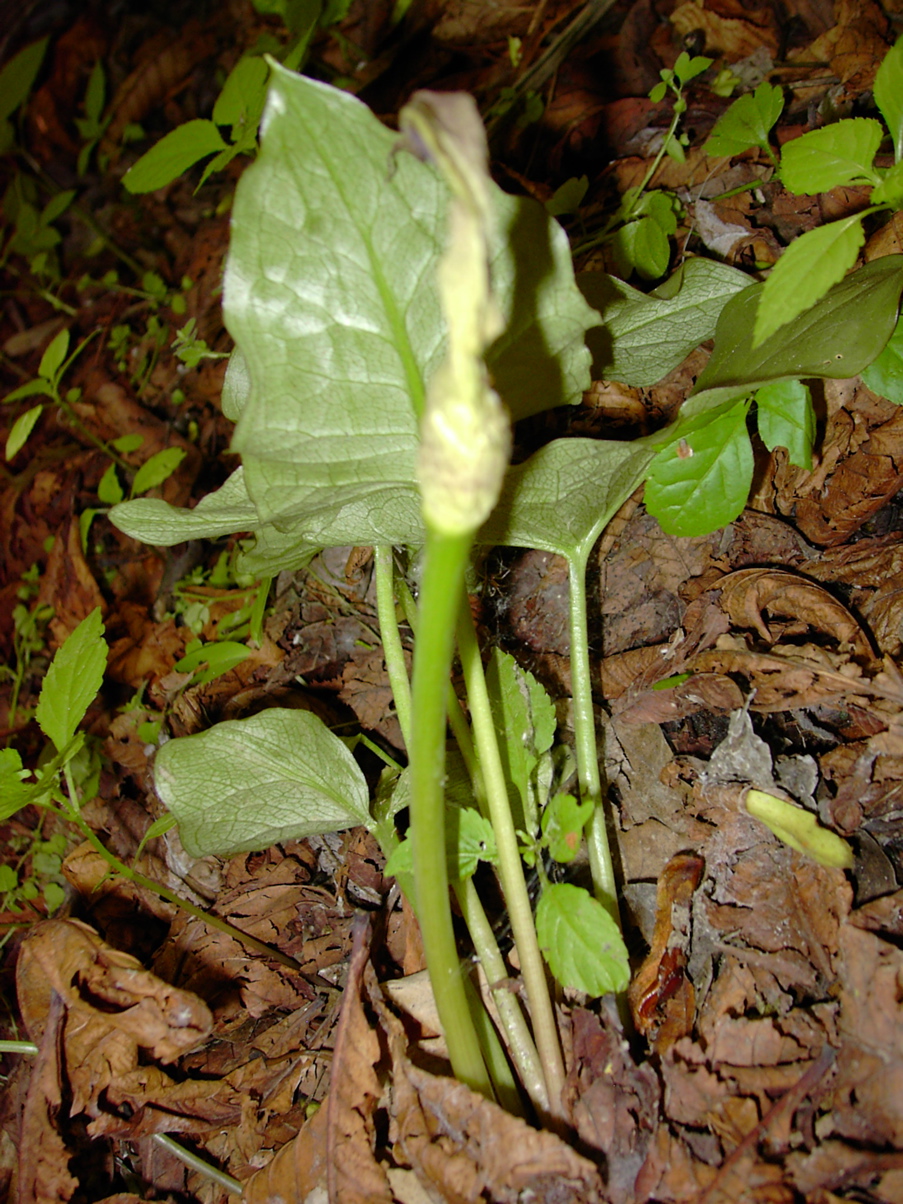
(75, 61, 111, 175)
(0, 39, 48, 156)
(704, 81, 783, 165)
(123, 56, 270, 193)
(752, 36, 903, 344)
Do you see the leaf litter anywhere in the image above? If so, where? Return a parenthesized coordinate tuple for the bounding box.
(2, 0, 903, 1200)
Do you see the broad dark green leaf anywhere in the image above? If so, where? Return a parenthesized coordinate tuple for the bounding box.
(688, 255, 903, 413)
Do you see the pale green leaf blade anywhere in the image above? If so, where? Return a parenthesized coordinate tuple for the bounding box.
(123, 121, 228, 193)
(482, 437, 655, 561)
(35, 607, 107, 751)
(6, 404, 43, 459)
(224, 67, 595, 545)
(154, 708, 370, 857)
(875, 35, 903, 163)
(580, 258, 750, 387)
(753, 216, 866, 346)
(861, 308, 903, 403)
(536, 882, 629, 995)
(780, 118, 883, 193)
(755, 379, 814, 468)
(704, 82, 784, 157)
(690, 255, 903, 410)
(612, 215, 670, 281)
(131, 447, 187, 496)
(645, 398, 753, 537)
(110, 467, 259, 544)
(0, 39, 48, 124)
(485, 648, 557, 835)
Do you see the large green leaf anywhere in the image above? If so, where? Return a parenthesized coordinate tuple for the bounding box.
(154, 708, 370, 857)
(580, 258, 750, 387)
(223, 66, 595, 540)
(112, 68, 596, 558)
(685, 255, 903, 415)
(483, 436, 655, 561)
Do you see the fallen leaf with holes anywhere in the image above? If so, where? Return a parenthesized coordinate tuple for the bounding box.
(16, 919, 212, 1135)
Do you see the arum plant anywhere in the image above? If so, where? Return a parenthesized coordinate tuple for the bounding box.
(107, 61, 903, 1118)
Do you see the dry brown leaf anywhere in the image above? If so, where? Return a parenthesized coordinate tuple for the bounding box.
(714, 568, 873, 657)
(670, 0, 781, 59)
(241, 914, 392, 1204)
(36, 515, 106, 646)
(629, 853, 705, 1053)
(563, 1005, 660, 1204)
(17, 994, 79, 1204)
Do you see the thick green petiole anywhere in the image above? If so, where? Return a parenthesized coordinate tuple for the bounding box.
(408, 527, 493, 1098)
(456, 605, 566, 1114)
(567, 554, 620, 922)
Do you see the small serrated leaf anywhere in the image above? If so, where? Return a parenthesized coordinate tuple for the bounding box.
(780, 118, 883, 194)
(645, 398, 753, 537)
(35, 608, 107, 752)
(753, 215, 865, 346)
(704, 81, 784, 158)
(755, 379, 814, 469)
(536, 882, 629, 995)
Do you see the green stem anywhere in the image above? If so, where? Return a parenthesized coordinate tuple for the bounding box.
(456, 604, 566, 1114)
(409, 527, 492, 1098)
(454, 876, 548, 1115)
(374, 546, 412, 743)
(60, 766, 302, 972)
(567, 555, 620, 923)
(375, 545, 527, 1106)
(151, 1135, 243, 1196)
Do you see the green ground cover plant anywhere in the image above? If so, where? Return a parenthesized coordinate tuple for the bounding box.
(107, 53, 903, 1117)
